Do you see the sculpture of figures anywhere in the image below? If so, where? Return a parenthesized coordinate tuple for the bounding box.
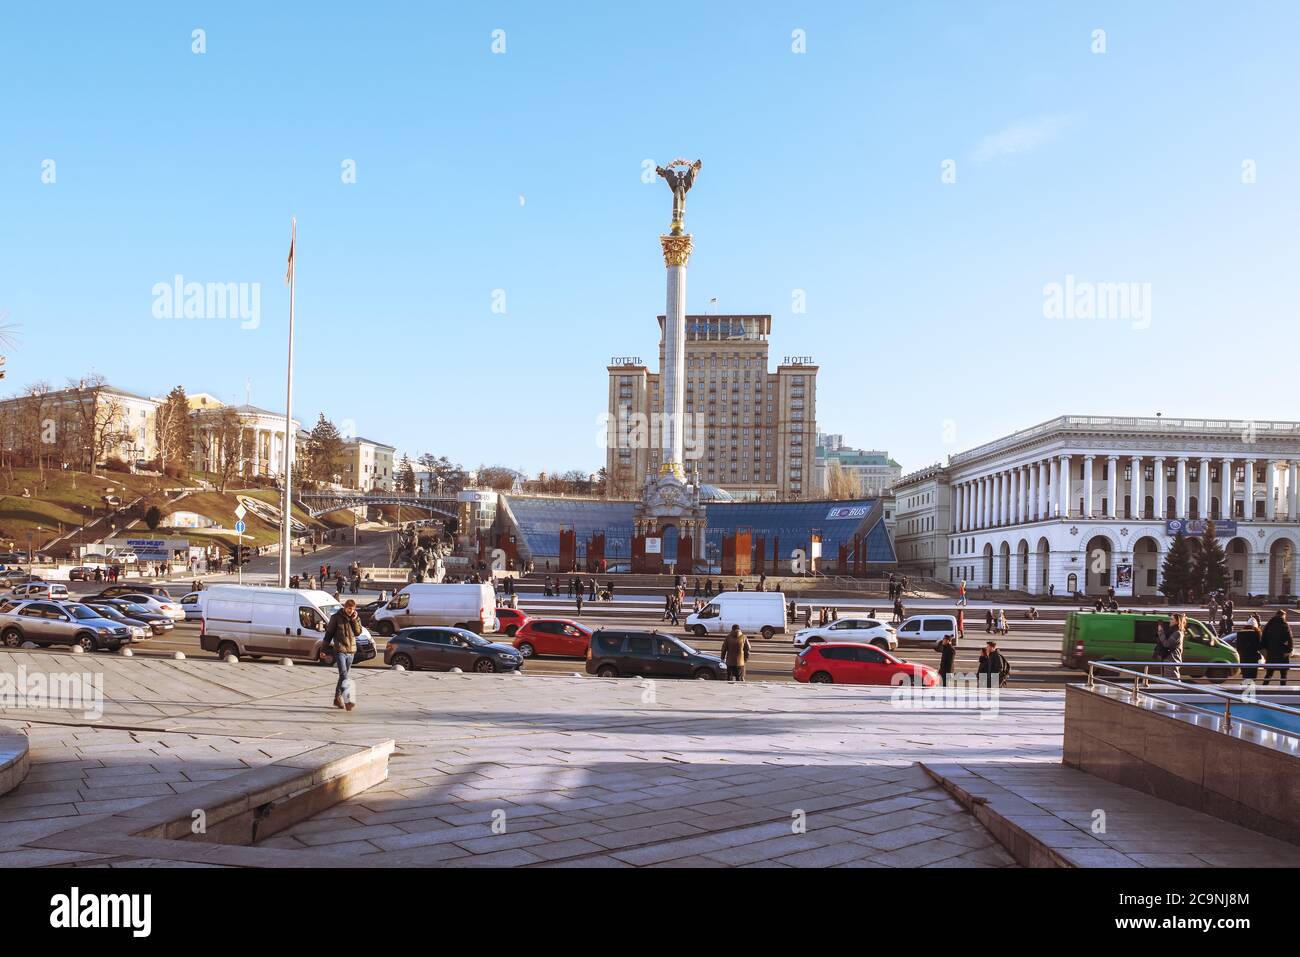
(655, 158, 702, 234)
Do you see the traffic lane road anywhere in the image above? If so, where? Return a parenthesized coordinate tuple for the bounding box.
(1, 621, 1080, 686)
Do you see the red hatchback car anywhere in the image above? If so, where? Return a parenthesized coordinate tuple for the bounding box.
(494, 607, 529, 637)
(512, 619, 592, 659)
(794, 642, 938, 686)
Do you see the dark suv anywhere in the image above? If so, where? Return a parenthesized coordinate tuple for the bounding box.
(382, 627, 522, 673)
(586, 629, 724, 680)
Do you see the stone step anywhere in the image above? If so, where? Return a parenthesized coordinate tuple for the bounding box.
(921, 761, 1300, 867)
(0, 723, 31, 799)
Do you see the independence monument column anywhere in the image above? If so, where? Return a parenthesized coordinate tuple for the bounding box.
(655, 158, 701, 479)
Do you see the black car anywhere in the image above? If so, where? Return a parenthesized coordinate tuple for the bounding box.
(585, 629, 725, 680)
(383, 627, 522, 674)
(95, 584, 173, 600)
(94, 597, 174, 631)
(355, 599, 385, 628)
(84, 601, 164, 637)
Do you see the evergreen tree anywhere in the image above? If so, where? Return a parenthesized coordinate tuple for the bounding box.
(1159, 532, 1194, 601)
(306, 414, 345, 487)
(1192, 519, 1230, 598)
(398, 455, 416, 493)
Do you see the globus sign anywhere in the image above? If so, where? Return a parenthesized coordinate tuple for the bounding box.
(1166, 519, 1237, 537)
(826, 506, 869, 520)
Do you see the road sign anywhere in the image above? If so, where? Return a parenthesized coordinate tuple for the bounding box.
(234, 520, 246, 534)
(234, 503, 247, 520)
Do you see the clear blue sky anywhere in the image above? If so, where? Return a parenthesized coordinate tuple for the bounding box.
(2, 2, 1297, 477)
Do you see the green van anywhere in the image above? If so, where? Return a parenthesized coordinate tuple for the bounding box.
(1061, 612, 1240, 680)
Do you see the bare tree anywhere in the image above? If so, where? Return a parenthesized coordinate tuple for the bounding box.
(826, 459, 859, 499)
(64, 375, 129, 475)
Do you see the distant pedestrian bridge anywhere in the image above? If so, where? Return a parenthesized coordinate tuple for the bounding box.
(297, 491, 461, 520)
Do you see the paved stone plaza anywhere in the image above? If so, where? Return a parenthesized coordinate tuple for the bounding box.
(4, 654, 1297, 868)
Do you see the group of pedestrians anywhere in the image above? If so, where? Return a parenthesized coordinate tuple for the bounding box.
(934, 634, 1011, 687)
(1234, 609, 1293, 684)
(984, 608, 1010, 635)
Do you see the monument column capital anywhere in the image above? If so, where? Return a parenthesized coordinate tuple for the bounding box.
(660, 233, 694, 267)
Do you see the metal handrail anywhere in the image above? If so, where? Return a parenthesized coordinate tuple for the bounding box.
(1086, 660, 1300, 736)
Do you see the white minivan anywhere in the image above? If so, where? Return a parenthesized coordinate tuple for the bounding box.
(684, 591, 788, 640)
(198, 585, 376, 663)
(895, 614, 959, 647)
(369, 583, 498, 636)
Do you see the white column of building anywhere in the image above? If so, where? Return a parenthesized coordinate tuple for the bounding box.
(1176, 457, 1189, 519)
(1131, 456, 1144, 520)
(1058, 454, 1071, 518)
(1010, 468, 1020, 525)
(1038, 460, 1048, 520)
(1222, 457, 1234, 520)
(1266, 461, 1278, 520)
(961, 482, 970, 531)
(990, 474, 1000, 527)
(1029, 462, 1040, 521)
(1153, 457, 1166, 519)
(974, 478, 983, 529)
(1020, 466, 1029, 523)
(1107, 455, 1118, 518)
(1082, 455, 1095, 519)
(252, 428, 261, 477)
(1197, 457, 1210, 519)
(1244, 459, 1255, 521)
(985, 475, 994, 528)
(999, 472, 1008, 526)
(1289, 462, 1298, 520)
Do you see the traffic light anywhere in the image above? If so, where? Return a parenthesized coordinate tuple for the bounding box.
(239, 545, 251, 565)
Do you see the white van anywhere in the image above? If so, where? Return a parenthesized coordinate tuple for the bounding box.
(370, 583, 498, 636)
(198, 585, 376, 663)
(895, 614, 959, 647)
(684, 591, 788, 640)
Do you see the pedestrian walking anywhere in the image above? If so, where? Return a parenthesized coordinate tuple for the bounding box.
(958, 579, 967, 606)
(322, 599, 363, 712)
(937, 634, 957, 686)
(1262, 609, 1293, 686)
(956, 607, 965, 641)
(1236, 613, 1263, 682)
(1155, 612, 1185, 682)
(985, 609, 994, 634)
(704, 578, 714, 598)
(721, 624, 751, 682)
(977, 640, 1011, 688)
(575, 591, 584, 615)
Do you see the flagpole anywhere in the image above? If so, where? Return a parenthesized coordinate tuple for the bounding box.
(278, 217, 296, 588)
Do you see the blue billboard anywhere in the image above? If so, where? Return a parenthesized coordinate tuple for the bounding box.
(1165, 519, 1237, 538)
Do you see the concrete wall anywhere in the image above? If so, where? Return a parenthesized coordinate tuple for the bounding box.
(1064, 684, 1300, 845)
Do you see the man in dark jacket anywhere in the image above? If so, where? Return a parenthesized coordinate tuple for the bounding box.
(720, 624, 751, 682)
(1261, 610, 1293, 686)
(323, 599, 364, 711)
(977, 641, 1010, 688)
(937, 635, 957, 686)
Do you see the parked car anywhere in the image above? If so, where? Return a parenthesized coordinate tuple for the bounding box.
(493, 607, 529, 637)
(68, 566, 95, 582)
(92, 597, 174, 632)
(585, 629, 724, 680)
(794, 643, 939, 686)
(370, 583, 498, 636)
(513, 619, 591, 659)
(0, 571, 42, 590)
(792, 617, 897, 650)
(0, 600, 132, 652)
(177, 591, 204, 621)
(383, 626, 522, 673)
(107, 592, 185, 621)
(1060, 612, 1240, 680)
(895, 615, 960, 647)
(683, 591, 788, 640)
(12, 582, 70, 601)
(84, 601, 163, 639)
(198, 585, 375, 664)
(94, 584, 173, 600)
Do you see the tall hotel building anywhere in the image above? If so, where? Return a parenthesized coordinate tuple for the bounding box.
(605, 314, 818, 501)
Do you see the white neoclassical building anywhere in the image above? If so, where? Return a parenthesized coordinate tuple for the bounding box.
(189, 397, 299, 481)
(944, 415, 1300, 598)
